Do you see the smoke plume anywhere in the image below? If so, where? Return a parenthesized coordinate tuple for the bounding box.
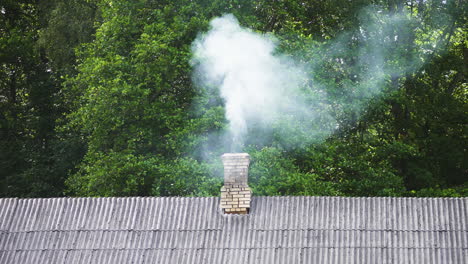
(191, 9, 428, 152)
(192, 14, 334, 151)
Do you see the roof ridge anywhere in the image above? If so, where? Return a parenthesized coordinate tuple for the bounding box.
(1, 196, 466, 200)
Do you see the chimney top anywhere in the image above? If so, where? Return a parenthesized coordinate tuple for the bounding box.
(221, 153, 250, 185)
(220, 153, 252, 214)
(221, 153, 250, 158)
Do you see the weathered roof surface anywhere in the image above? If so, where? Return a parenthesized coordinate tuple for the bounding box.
(0, 196, 466, 263)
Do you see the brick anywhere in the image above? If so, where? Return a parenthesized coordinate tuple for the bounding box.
(228, 210, 247, 215)
(239, 198, 250, 201)
(220, 204, 232, 209)
(232, 194, 244, 198)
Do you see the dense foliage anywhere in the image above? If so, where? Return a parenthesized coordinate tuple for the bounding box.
(1, 0, 466, 198)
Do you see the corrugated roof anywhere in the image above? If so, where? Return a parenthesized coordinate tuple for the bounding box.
(0, 196, 466, 263)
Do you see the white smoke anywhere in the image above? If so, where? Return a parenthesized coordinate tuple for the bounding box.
(190, 9, 430, 154)
(191, 14, 334, 151)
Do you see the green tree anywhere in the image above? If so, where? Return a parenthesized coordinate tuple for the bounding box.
(63, 0, 226, 196)
(0, 0, 96, 197)
(2, 0, 466, 198)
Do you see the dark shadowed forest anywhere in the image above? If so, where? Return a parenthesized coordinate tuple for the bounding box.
(1, 0, 466, 198)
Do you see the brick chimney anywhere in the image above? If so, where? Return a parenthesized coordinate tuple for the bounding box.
(220, 153, 252, 214)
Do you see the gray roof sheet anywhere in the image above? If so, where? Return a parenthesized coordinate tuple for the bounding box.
(0, 196, 466, 263)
